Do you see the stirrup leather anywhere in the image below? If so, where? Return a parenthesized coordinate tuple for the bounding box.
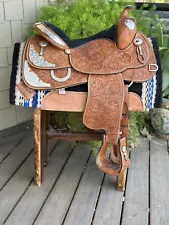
(96, 85, 130, 176)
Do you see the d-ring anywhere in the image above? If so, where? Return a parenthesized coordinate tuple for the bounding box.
(148, 64, 158, 72)
(51, 68, 71, 82)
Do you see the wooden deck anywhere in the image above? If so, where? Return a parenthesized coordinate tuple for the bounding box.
(0, 129, 169, 225)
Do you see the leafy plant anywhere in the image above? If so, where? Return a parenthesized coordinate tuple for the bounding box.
(50, 112, 82, 132)
(128, 111, 152, 147)
(157, 23, 169, 99)
(27, 0, 159, 39)
(131, 3, 159, 37)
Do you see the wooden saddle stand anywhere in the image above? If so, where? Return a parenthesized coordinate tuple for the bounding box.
(11, 6, 159, 191)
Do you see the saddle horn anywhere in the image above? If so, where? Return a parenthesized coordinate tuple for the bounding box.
(116, 5, 136, 50)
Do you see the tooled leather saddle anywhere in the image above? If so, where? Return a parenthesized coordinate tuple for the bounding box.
(11, 6, 159, 177)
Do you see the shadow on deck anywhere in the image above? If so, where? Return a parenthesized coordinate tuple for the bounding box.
(0, 129, 168, 225)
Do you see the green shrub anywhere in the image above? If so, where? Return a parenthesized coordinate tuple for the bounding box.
(128, 111, 151, 147)
(36, 0, 127, 38)
(27, 0, 159, 39)
(156, 23, 169, 99)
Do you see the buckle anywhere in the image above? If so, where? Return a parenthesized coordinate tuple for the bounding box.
(148, 64, 158, 72)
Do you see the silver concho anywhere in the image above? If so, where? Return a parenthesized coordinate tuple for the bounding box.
(65, 49, 71, 54)
(133, 38, 143, 57)
(122, 146, 127, 153)
(39, 41, 48, 56)
(133, 38, 143, 46)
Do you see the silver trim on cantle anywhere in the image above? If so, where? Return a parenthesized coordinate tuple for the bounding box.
(36, 23, 66, 47)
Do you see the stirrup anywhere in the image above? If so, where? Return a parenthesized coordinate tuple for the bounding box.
(96, 135, 130, 176)
(110, 144, 120, 165)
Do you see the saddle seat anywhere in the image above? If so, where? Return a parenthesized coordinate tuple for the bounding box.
(41, 21, 117, 48)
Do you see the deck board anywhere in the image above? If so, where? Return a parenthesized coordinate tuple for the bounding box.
(0, 131, 29, 163)
(5, 141, 72, 225)
(0, 140, 56, 224)
(63, 154, 104, 225)
(0, 131, 168, 225)
(0, 155, 34, 224)
(121, 138, 149, 225)
(0, 136, 33, 190)
(34, 142, 92, 225)
(92, 175, 124, 225)
(150, 138, 169, 225)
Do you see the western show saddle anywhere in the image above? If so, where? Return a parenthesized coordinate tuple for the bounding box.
(10, 6, 161, 190)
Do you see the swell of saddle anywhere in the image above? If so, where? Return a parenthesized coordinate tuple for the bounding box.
(116, 6, 137, 50)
